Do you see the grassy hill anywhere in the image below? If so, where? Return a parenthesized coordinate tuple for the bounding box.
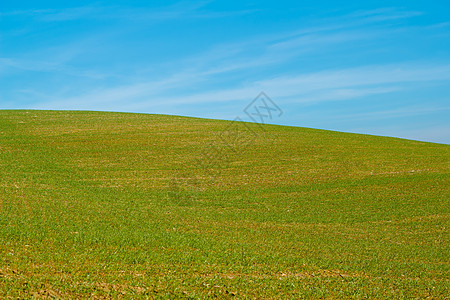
(0, 110, 448, 298)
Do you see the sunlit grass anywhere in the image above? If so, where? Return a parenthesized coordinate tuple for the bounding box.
(0, 110, 449, 298)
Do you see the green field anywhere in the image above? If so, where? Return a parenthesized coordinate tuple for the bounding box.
(0, 110, 448, 298)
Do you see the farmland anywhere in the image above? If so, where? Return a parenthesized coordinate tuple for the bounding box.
(0, 110, 448, 298)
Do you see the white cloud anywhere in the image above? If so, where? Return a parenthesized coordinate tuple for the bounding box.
(30, 61, 450, 113)
(0, 1, 254, 23)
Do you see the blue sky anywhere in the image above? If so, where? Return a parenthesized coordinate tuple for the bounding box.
(1, 0, 449, 144)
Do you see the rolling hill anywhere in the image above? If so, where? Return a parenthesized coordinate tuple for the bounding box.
(0, 110, 448, 298)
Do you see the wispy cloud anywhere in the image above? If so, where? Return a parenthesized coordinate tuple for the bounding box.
(318, 105, 450, 122)
(0, 57, 106, 79)
(1, 5, 427, 80)
(169, 7, 429, 80)
(0, 1, 255, 22)
(350, 7, 423, 20)
(257, 63, 450, 96)
(29, 62, 450, 112)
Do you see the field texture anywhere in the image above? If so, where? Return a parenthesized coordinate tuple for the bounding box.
(0, 110, 449, 298)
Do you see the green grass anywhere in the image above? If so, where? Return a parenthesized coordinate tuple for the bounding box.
(0, 110, 448, 299)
